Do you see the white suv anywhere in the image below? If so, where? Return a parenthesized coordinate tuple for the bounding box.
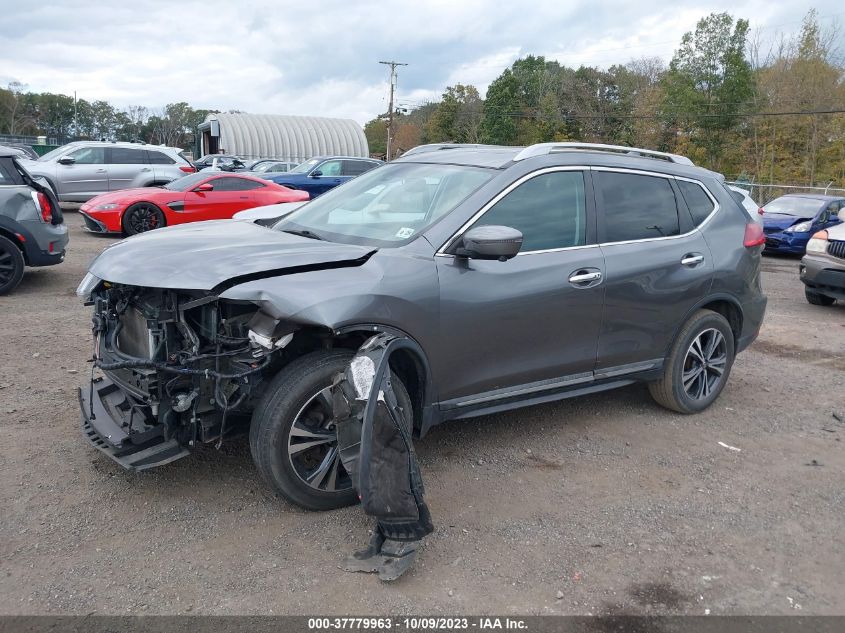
(23, 142, 195, 204)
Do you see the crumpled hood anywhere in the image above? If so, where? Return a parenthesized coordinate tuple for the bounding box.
(89, 220, 376, 291)
(762, 214, 810, 231)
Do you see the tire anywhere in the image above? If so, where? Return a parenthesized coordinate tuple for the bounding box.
(123, 202, 166, 235)
(0, 235, 25, 295)
(805, 288, 835, 306)
(249, 349, 413, 511)
(648, 309, 735, 414)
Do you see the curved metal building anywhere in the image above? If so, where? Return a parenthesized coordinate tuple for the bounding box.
(197, 113, 368, 161)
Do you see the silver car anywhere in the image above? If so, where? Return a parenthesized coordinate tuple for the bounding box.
(23, 141, 195, 204)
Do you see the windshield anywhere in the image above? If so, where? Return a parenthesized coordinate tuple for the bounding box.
(764, 197, 823, 217)
(163, 173, 209, 191)
(273, 162, 494, 247)
(290, 159, 320, 174)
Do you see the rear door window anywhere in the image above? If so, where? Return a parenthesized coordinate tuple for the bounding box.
(110, 147, 148, 164)
(342, 160, 377, 176)
(475, 170, 587, 251)
(598, 171, 680, 242)
(677, 180, 716, 226)
(0, 158, 19, 184)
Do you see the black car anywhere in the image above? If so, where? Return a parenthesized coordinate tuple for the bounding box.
(0, 146, 68, 294)
(78, 142, 766, 510)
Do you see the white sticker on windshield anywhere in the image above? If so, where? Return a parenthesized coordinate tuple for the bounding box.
(396, 227, 415, 238)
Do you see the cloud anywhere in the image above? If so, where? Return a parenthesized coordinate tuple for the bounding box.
(0, 0, 840, 124)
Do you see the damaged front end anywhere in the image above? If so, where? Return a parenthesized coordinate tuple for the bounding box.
(78, 278, 297, 471)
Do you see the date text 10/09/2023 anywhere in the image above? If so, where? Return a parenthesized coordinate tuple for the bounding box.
(307, 618, 528, 630)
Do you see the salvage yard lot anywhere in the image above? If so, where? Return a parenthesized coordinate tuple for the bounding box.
(1, 215, 843, 615)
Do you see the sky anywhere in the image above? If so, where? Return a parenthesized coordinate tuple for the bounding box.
(1, 0, 842, 125)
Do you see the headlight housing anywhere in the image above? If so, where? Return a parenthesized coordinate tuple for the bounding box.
(806, 230, 828, 254)
(94, 203, 119, 211)
(76, 272, 102, 299)
(785, 220, 812, 233)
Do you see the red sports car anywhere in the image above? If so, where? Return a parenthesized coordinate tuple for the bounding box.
(79, 172, 310, 235)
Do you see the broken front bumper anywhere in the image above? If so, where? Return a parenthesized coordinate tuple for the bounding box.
(78, 375, 189, 471)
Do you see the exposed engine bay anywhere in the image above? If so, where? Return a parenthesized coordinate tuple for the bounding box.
(80, 282, 301, 468)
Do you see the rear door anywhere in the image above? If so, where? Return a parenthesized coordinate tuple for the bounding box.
(435, 168, 605, 404)
(108, 147, 150, 191)
(146, 149, 180, 184)
(594, 169, 714, 373)
(56, 146, 108, 200)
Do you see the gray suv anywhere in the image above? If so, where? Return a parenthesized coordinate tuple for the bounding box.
(77, 142, 767, 510)
(0, 146, 68, 294)
(24, 142, 194, 204)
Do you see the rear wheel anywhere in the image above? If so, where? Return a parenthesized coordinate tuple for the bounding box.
(0, 235, 25, 295)
(805, 288, 835, 306)
(249, 349, 413, 511)
(123, 202, 165, 235)
(648, 310, 735, 414)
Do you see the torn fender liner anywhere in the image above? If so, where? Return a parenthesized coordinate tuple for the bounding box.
(332, 333, 433, 580)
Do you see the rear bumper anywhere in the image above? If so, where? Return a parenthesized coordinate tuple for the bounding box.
(737, 294, 767, 354)
(17, 220, 68, 267)
(78, 375, 189, 471)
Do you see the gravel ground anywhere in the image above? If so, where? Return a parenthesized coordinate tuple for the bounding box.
(1, 215, 843, 616)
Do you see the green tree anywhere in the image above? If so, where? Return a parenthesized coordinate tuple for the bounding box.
(662, 12, 754, 169)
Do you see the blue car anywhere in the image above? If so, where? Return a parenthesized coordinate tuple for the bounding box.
(762, 194, 844, 254)
(263, 156, 382, 198)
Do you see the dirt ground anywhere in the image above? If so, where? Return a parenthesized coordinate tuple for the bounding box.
(1, 215, 843, 616)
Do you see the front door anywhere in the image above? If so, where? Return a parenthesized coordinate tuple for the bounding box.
(593, 169, 714, 371)
(308, 160, 343, 197)
(435, 168, 605, 404)
(184, 176, 257, 221)
(57, 146, 108, 201)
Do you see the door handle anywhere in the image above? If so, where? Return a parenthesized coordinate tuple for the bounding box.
(140, 167, 151, 172)
(568, 270, 602, 284)
(95, 169, 107, 173)
(681, 253, 704, 267)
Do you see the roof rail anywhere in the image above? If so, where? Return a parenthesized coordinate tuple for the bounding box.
(402, 143, 509, 156)
(512, 142, 694, 166)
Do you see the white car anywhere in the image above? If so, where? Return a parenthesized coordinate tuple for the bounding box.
(728, 185, 762, 220)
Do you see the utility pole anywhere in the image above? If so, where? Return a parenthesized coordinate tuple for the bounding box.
(379, 60, 407, 161)
(73, 91, 78, 141)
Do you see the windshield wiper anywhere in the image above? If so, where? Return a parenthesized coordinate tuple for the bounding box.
(283, 229, 325, 241)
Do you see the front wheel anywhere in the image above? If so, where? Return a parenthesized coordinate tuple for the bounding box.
(249, 349, 412, 511)
(123, 202, 165, 235)
(648, 310, 735, 414)
(805, 288, 835, 306)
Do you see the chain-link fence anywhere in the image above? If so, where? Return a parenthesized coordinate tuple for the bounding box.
(726, 180, 845, 206)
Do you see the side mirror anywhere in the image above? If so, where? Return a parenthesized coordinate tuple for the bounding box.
(310, 170, 322, 178)
(455, 225, 523, 261)
(57, 156, 75, 165)
(195, 182, 214, 192)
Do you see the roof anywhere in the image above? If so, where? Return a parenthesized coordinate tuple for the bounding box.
(0, 144, 21, 158)
(200, 113, 368, 161)
(394, 142, 724, 180)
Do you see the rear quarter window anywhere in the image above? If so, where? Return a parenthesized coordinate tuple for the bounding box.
(677, 180, 716, 226)
(0, 158, 19, 184)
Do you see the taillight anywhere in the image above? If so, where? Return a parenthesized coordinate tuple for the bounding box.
(757, 207, 764, 216)
(743, 222, 765, 248)
(36, 192, 52, 223)
(179, 165, 196, 173)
